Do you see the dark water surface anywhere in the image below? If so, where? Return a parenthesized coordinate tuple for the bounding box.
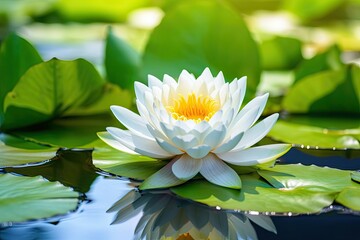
(0, 147, 359, 240)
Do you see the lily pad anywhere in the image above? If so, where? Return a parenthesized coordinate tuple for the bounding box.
(92, 134, 166, 180)
(142, 0, 260, 101)
(0, 140, 57, 167)
(335, 186, 360, 211)
(105, 27, 140, 90)
(1, 58, 105, 130)
(11, 114, 121, 148)
(0, 33, 43, 124)
(268, 117, 360, 149)
(282, 64, 360, 114)
(351, 171, 360, 183)
(171, 173, 335, 213)
(0, 174, 79, 223)
(258, 164, 356, 191)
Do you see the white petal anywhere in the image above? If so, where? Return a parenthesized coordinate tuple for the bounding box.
(148, 75, 163, 89)
(172, 134, 199, 150)
(214, 71, 225, 88)
(97, 132, 138, 155)
(247, 215, 277, 234)
(172, 154, 202, 180)
(110, 105, 152, 139)
(156, 138, 183, 155)
(212, 132, 244, 154)
(163, 74, 178, 89)
(202, 124, 226, 148)
(234, 93, 269, 125)
(199, 154, 241, 189)
(186, 145, 212, 159)
(177, 70, 195, 95)
(232, 113, 279, 151)
(229, 107, 259, 136)
(217, 144, 291, 166)
(140, 159, 186, 190)
(209, 110, 223, 126)
(197, 67, 213, 83)
(134, 81, 150, 105)
(107, 127, 174, 159)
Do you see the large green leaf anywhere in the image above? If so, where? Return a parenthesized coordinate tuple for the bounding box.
(142, 0, 260, 100)
(260, 36, 303, 70)
(268, 116, 360, 149)
(1, 58, 105, 130)
(282, 64, 360, 114)
(283, 0, 344, 22)
(0, 140, 57, 167)
(105, 28, 140, 90)
(171, 173, 335, 213)
(0, 33, 43, 124)
(294, 45, 343, 83)
(0, 174, 79, 223)
(92, 134, 166, 180)
(258, 164, 357, 191)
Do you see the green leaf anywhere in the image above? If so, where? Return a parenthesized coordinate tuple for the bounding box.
(260, 36, 303, 70)
(294, 45, 343, 83)
(283, 0, 343, 22)
(1, 58, 105, 130)
(336, 186, 360, 211)
(105, 28, 140, 90)
(0, 174, 79, 223)
(258, 164, 356, 191)
(142, 0, 260, 100)
(11, 114, 121, 148)
(282, 64, 360, 114)
(92, 136, 166, 180)
(268, 117, 360, 149)
(351, 171, 360, 183)
(0, 33, 43, 124)
(0, 140, 57, 167)
(171, 173, 335, 213)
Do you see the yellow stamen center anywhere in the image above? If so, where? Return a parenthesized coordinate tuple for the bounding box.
(167, 93, 219, 123)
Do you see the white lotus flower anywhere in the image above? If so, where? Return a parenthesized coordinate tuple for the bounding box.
(99, 68, 291, 189)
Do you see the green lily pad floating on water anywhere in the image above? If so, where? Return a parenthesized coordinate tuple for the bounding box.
(0, 174, 79, 223)
(0, 140, 57, 167)
(171, 164, 360, 213)
(336, 187, 360, 211)
(268, 116, 360, 149)
(351, 171, 360, 183)
(171, 174, 336, 214)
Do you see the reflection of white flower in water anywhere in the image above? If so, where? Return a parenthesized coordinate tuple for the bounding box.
(99, 68, 291, 189)
(108, 190, 277, 240)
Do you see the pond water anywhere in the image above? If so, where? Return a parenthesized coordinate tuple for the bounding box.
(0, 146, 360, 240)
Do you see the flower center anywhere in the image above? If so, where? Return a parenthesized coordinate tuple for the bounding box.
(167, 93, 219, 122)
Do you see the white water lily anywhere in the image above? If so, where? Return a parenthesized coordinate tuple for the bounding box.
(99, 68, 291, 189)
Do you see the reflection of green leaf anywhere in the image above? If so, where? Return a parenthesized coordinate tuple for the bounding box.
(260, 36, 303, 70)
(142, 0, 260, 100)
(283, 64, 360, 114)
(0, 140, 57, 167)
(92, 137, 166, 180)
(105, 28, 141, 89)
(268, 118, 360, 149)
(294, 45, 343, 83)
(12, 115, 120, 148)
(171, 174, 335, 213)
(0, 174, 79, 223)
(336, 186, 360, 211)
(5, 149, 98, 193)
(258, 164, 356, 191)
(1, 58, 105, 130)
(0, 33, 43, 124)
